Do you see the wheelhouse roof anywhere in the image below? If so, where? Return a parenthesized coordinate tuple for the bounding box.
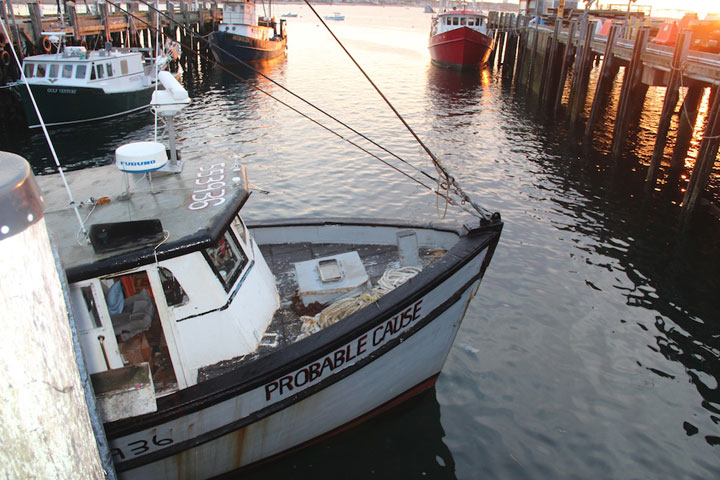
(35, 154, 250, 282)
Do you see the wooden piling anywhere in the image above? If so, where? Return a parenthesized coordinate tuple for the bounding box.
(496, 13, 507, 68)
(539, 20, 561, 107)
(611, 27, 649, 158)
(502, 14, 519, 80)
(525, 23, 540, 93)
(568, 19, 596, 125)
(0, 152, 111, 479)
(682, 87, 720, 212)
(488, 12, 499, 67)
(585, 25, 620, 138)
(553, 20, 577, 113)
(646, 31, 693, 186)
(669, 82, 706, 176)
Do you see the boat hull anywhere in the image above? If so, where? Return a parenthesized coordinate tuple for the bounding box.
(104, 219, 501, 479)
(429, 26, 494, 69)
(16, 83, 155, 128)
(208, 31, 287, 64)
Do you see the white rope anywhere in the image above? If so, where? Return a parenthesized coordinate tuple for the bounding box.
(296, 266, 421, 341)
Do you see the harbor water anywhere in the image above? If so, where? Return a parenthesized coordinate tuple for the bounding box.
(1, 5, 719, 479)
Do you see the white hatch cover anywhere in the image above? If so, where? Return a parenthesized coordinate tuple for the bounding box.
(294, 251, 369, 305)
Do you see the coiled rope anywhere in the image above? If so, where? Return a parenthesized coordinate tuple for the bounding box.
(296, 266, 422, 340)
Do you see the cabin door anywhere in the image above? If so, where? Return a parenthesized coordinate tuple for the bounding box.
(71, 280, 124, 373)
(103, 270, 187, 393)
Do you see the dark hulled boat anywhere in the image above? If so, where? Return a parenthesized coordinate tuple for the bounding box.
(208, 0, 287, 64)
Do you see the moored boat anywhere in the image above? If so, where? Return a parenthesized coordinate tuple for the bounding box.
(32, 100, 502, 478)
(324, 12, 346, 21)
(428, 0, 494, 69)
(11, 33, 170, 128)
(208, 0, 287, 64)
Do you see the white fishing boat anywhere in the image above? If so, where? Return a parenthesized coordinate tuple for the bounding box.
(11, 33, 175, 128)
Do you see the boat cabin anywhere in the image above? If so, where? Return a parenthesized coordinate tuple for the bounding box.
(219, 0, 285, 41)
(21, 47, 151, 89)
(70, 208, 279, 400)
(432, 11, 488, 36)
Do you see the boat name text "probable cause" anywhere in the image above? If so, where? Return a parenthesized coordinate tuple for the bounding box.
(264, 298, 424, 401)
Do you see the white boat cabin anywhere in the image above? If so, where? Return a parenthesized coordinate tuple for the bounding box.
(433, 11, 488, 35)
(21, 47, 153, 92)
(219, 0, 283, 41)
(70, 211, 279, 398)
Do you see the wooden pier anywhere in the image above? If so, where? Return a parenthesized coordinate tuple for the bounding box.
(0, 0, 221, 68)
(486, 11, 720, 214)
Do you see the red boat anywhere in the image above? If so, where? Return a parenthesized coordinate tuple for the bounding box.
(428, 0, 494, 69)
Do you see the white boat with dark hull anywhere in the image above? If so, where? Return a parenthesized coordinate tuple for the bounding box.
(35, 144, 502, 477)
(12, 34, 170, 128)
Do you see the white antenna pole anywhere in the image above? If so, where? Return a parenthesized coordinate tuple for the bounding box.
(154, 0, 160, 143)
(0, 20, 87, 236)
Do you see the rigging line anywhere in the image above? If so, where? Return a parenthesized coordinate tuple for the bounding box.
(0, 20, 88, 236)
(302, 0, 492, 218)
(131, 0, 438, 185)
(106, 0, 443, 195)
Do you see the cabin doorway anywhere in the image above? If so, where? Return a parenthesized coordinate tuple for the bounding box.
(103, 271, 178, 395)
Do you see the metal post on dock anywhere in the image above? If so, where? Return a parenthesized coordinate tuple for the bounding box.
(646, 31, 693, 187)
(0, 152, 116, 479)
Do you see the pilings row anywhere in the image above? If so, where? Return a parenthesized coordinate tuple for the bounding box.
(487, 12, 720, 214)
(0, 1, 221, 63)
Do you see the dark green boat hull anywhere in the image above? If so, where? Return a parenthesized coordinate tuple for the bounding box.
(16, 84, 155, 128)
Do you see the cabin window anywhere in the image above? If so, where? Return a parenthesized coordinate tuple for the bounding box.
(205, 230, 248, 291)
(90, 63, 96, 80)
(232, 215, 249, 246)
(460, 17, 466, 26)
(159, 267, 188, 307)
(453, 17, 459, 26)
(62, 64, 73, 78)
(120, 59, 128, 75)
(24, 63, 35, 78)
(49, 64, 59, 78)
(76, 64, 87, 79)
(468, 18, 476, 26)
(445, 17, 450, 25)
(96, 64, 105, 79)
(106, 63, 113, 77)
(78, 285, 102, 330)
(480, 18, 484, 26)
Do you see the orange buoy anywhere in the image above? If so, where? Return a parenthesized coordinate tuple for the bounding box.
(1, 50, 10, 66)
(43, 37, 51, 53)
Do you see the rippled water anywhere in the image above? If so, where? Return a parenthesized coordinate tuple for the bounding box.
(2, 5, 719, 479)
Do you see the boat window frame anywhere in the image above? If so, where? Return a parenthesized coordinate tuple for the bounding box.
(203, 228, 250, 293)
(106, 62, 113, 77)
(120, 59, 129, 75)
(453, 17, 459, 26)
(62, 64, 73, 78)
(24, 63, 35, 78)
(76, 64, 87, 79)
(460, 17, 466, 26)
(96, 63, 105, 79)
(36, 63, 47, 78)
(90, 63, 96, 80)
(48, 63, 59, 78)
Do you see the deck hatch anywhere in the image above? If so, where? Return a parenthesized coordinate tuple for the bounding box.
(89, 219, 164, 254)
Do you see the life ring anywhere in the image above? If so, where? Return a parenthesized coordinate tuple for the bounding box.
(0, 32, 6, 49)
(1, 50, 9, 67)
(42, 37, 51, 53)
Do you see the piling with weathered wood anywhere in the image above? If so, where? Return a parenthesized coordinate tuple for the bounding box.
(0, 152, 115, 479)
(683, 87, 720, 212)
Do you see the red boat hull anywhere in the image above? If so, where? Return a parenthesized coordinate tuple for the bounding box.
(429, 26, 494, 69)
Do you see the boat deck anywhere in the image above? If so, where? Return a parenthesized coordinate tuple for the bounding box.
(197, 241, 445, 381)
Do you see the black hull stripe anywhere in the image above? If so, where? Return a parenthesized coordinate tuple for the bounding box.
(115, 268, 482, 472)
